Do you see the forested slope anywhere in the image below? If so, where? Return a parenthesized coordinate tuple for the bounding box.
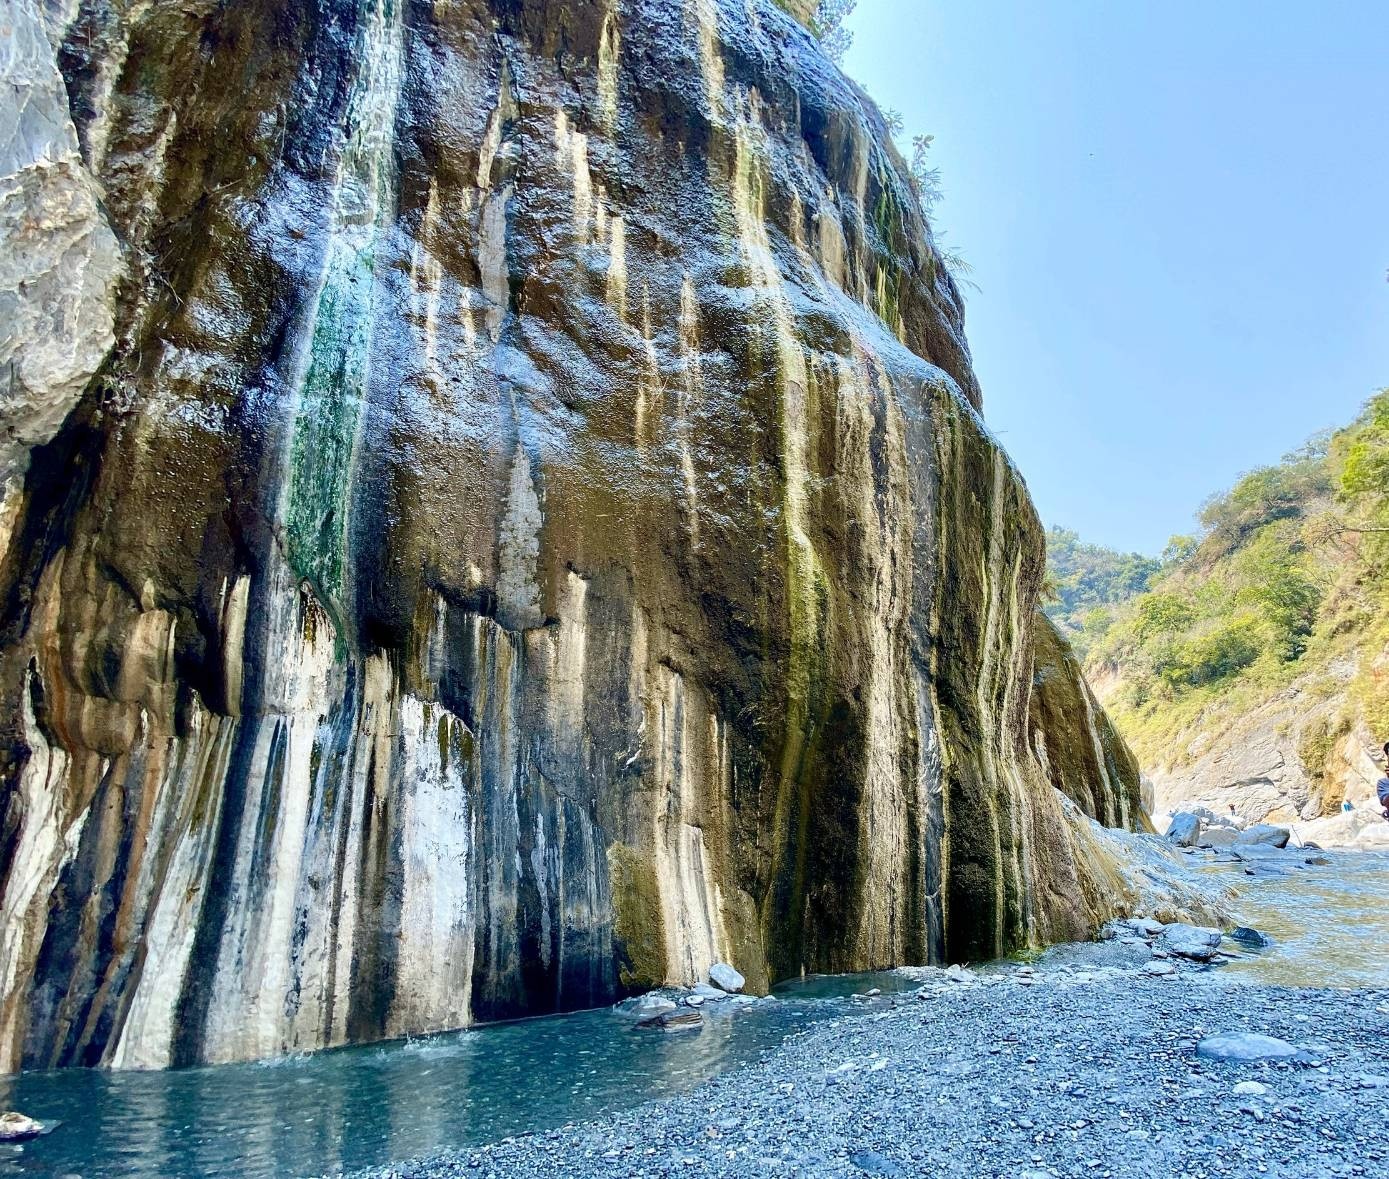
(1049, 392, 1389, 822)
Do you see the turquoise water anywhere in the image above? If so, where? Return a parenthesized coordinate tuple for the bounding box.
(0, 974, 921, 1178)
(2, 852, 1383, 1178)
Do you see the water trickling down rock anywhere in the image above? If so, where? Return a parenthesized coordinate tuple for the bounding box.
(0, 0, 1155, 1070)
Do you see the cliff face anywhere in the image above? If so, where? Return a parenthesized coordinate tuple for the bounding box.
(0, 0, 121, 520)
(1028, 616, 1147, 832)
(0, 0, 1144, 1071)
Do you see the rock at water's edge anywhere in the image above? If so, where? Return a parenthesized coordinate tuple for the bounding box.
(1230, 927, 1273, 948)
(1165, 813, 1201, 847)
(709, 963, 746, 994)
(0, 1112, 44, 1141)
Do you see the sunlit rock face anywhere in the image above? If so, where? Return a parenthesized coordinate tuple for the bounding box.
(1029, 615, 1147, 832)
(0, 0, 1143, 1071)
(0, 0, 121, 523)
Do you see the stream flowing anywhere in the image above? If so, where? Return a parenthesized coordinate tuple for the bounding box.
(3, 851, 1385, 1178)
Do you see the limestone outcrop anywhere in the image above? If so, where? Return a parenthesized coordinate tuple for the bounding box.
(0, 0, 121, 523)
(0, 0, 1149, 1071)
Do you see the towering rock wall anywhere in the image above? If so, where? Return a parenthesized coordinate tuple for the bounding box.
(0, 0, 1143, 1072)
(1029, 615, 1147, 832)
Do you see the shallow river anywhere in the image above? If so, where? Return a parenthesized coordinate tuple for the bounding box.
(3, 850, 1385, 1178)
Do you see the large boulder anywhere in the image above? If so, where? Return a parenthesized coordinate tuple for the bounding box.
(1235, 824, 1291, 849)
(1165, 813, 1201, 847)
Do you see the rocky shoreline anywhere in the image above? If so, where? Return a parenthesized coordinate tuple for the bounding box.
(349, 931, 1388, 1179)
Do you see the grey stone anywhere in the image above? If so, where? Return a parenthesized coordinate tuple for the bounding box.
(1141, 960, 1176, 977)
(708, 963, 745, 993)
(1196, 1033, 1299, 1062)
(637, 1008, 703, 1033)
(0, 0, 121, 485)
(1235, 824, 1291, 849)
(1165, 813, 1201, 847)
(1160, 923, 1223, 961)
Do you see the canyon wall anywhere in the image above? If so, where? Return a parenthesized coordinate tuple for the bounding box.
(0, 0, 1144, 1071)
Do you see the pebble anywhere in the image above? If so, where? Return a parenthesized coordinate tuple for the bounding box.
(356, 965, 1381, 1179)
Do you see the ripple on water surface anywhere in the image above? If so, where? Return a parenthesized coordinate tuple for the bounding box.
(3, 857, 1383, 1178)
(0, 973, 919, 1178)
(1204, 848, 1389, 989)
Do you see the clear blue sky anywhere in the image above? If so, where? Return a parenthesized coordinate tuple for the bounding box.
(843, 1, 1389, 554)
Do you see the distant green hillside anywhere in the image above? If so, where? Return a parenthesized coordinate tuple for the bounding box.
(1042, 528, 1162, 657)
(1047, 390, 1389, 817)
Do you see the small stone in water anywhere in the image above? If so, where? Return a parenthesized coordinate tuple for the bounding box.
(639, 1009, 704, 1033)
(0, 1113, 43, 1142)
(1230, 926, 1273, 948)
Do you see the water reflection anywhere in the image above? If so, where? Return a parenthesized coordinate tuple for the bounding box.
(0, 973, 914, 1178)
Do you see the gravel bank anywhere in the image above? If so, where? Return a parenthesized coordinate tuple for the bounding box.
(355, 949, 1389, 1179)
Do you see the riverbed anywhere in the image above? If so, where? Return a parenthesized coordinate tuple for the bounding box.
(2, 851, 1385, 1178)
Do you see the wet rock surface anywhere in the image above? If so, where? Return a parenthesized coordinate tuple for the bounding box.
(0, 0, 1162, 1070)
(354, 966, 1388, 1179)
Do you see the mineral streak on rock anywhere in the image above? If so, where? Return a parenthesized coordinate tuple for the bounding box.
(0, 0, 1146, 1071)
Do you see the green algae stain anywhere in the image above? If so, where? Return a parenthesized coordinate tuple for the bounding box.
(608, 844, 668, 991)
(284, 259, 377, 610)
(281, 0, 403, 622)
(437, 713, 450, 769)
